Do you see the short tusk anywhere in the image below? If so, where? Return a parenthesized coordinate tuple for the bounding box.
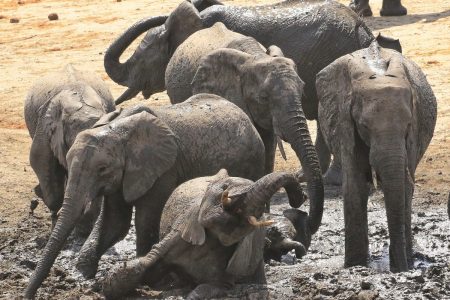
(277, 136, 287, 161)
(221, 190, 232, 207)
(248, 216, 275, 227)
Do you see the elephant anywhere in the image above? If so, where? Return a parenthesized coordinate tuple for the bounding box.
(316, 41, 437, 272)
(104, 0, 402, 179)
(349, 0, 407, 17)
(102, 169, 308, 299)
(24, 64, 115, 233)
(165, 22, 323, 219)
(264, 209, 311, 262)
(23, 93, 284, 298)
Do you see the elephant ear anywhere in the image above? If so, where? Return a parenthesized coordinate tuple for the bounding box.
(165, 1, 203, 54)
(179, 204, 206, 245)
(114, 112, 178, 203)
(316, 56, 353, 159)
(192, 48, 252, 105)
(226, 227, 265, 277)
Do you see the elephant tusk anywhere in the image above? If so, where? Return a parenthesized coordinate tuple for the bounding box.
(221, 190, 232, 207)
(248, 216, 274, 227)
(277, 136, 287, 161)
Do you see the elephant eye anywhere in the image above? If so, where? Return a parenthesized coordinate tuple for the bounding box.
(98, 166, 108, 174)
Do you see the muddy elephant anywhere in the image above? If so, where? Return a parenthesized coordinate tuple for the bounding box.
(165, 22, 323, 221)
(105, 0, 387, 118)
(350, 0, 407, 17)
(264, 209, 311, 262)
(24, 64, 115, 232)
(24, 94, 275, 298)
(102, 169, 309, 299)
(316, 41, 437, 272)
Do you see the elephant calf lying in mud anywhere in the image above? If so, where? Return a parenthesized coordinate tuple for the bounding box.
(102, 169, 307, 299)
(24, 64, 115, 233)
(24, 94, 273, 298)
(316, 41, 437, 272)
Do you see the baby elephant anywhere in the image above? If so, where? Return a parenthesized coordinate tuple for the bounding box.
(264, 209, 311, 262)
(25, 94, 267, 298)
(24, 64, 115, 230)
(103, 169, 305, 299)
(316, 41, 437, 272)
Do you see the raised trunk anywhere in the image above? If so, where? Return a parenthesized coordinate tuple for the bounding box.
(104, 16, 167, 86)
(277, 105, 324, 234)
(372, 148, 409, 272)
(245, 172, 306, 220)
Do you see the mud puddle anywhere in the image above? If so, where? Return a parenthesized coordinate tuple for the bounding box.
(0, 187, 448, 299)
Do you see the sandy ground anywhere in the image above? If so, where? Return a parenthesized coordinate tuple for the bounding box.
(0, 0, 449, 299)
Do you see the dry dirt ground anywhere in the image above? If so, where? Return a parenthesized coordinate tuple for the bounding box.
(0, 0, 449, 299)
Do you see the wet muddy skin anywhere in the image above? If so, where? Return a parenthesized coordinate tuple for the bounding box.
(0, 186, 448, 299)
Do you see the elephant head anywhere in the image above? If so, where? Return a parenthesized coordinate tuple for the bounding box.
(316, 42, 415, 272)
(24, 111, 178, 298)
(192, 48, 323, 235)
(104, 1, 210, 104)
(29, 84, 114, 213)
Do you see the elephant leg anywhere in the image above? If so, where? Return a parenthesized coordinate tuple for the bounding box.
(380, 0, 407, 16)
(134, 172, 178, 256)
(77, 195, 132, 278)
(342, 150, 370, 267)
(349, 0, 373, 17)
(315, 122, 331, 174)
(405, 168, 414, 268)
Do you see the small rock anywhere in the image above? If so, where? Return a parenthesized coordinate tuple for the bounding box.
(0, 272, 10, 280)
(18, 0, 24, 4)
(10, 18, 19, 23)
(52, 266, 66, 278)
(418, 212, 426, 217)
(360, 280, 372, 290)
(313, 272, 326, 280)
(117, 0, 122, 2)
(34, 236, 47, 249)
(0, 15, 6, 19)
(20, 259, 37, 270)
(48, 13, 58, 21)
(408, 271, 425, 283)
(353, 290, 379, 300)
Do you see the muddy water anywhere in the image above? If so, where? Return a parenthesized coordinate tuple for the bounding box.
(0, 187, 448, 299)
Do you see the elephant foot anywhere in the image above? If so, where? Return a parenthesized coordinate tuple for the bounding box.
(349, 0, 373, 17)
(76, 255, 99, 279)
(380, 0, 407, 16)
(103, 259, 144, 299)
(344, 255, 369, 268)
(323, 163, 342, 186)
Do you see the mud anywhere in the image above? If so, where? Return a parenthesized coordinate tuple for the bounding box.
(1, 186, 448, 299)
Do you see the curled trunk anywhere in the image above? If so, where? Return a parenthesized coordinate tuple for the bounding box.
(104, 16, 167, 86)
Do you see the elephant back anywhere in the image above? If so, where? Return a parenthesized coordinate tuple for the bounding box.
(156, 93, 265, 181)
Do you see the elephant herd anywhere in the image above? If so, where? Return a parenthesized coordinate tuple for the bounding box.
(23, 0, 436, 299)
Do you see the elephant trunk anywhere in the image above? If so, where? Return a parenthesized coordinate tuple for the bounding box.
(104, 16, 168, 86)
(24, 178, 88, 297)
(274, 97, 324, 235)
(246, 172, 301, 217)
(371, 143, 409, 272)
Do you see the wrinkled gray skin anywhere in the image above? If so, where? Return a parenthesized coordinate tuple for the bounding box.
(104, 0, 402, 181)
(166, 22, 323, 227)
(24, 94, 268, 298)
(316, 41, 437, 272)
(264, 209, 311, 261)
(349, 0, 407, 17)
(24, 64, 115, 234)
(102, 169, 307, 299)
